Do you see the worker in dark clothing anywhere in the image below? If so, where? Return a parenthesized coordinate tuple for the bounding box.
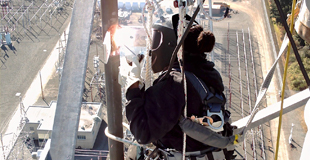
(119, 16, 243, 159)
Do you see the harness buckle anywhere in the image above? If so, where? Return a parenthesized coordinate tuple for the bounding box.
(206, 110, 224, 132)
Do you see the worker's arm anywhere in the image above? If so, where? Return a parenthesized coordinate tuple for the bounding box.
(179, 116, 236, 148)
(126, 71, 185, 144)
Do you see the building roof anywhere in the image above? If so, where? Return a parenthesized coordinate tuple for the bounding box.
(79, 103, 100, 131)
(26, 102, 57, 131)
(26, 101, 101, 131)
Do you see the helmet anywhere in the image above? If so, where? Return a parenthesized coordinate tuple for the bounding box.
(150, 14, 198, 73)
(151, 16, 177, 73)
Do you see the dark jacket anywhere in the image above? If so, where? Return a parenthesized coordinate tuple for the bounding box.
(125, 55, 227, 151)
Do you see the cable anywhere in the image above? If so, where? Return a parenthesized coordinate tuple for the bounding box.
(274, 0, 296, 159)
(159, 3, 200, 82)
(104, 127, 151, 150)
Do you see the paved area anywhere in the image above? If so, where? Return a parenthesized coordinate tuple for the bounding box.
(0, 1, 74, 159)
(0, 0, 73, 134)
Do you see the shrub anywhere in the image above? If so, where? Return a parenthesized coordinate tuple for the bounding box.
(288, 58, 310, 90)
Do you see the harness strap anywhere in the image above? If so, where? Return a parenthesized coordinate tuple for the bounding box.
(184, 71, 224, 111)
(172, 70, 225, 131)
(184, 71, 208, 100)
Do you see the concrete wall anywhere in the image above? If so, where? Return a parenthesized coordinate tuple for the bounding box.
(75, 104, 102, 149)
(24, 103, 103, 149)
(37, 130, 52, 140)
(23, 123, 39, 139)
(76, 120, 101, 149)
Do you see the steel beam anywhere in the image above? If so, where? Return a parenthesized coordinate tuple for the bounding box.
(49, 0, 96, 159)
(232, 89, 310, 134)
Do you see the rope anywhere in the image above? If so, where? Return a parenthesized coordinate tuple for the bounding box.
(274, 0, 296, 159)
(142, 0, 154, 89)
(104, 127, 151, 150)
(141, 2, 152, 42)
(176, 3, 188, 160)
(158, 4, 201, 82)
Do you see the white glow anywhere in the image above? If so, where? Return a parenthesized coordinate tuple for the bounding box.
(114, 27, 136, 47)
(114, 26, 147, 48)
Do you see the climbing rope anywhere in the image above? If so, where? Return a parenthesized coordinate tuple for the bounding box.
(176, 4, 188, 160)
(141, 1, 153, 42)
(145, 0, 154, 89)
(274, 0, 296, 159)
(142, 0, 154, 89)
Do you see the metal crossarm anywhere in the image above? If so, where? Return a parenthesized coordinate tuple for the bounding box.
(232, 89, 310, 134)
(49, 0, 96, 159)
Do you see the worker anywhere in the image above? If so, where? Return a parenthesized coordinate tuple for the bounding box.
(119, 15, 243, 159)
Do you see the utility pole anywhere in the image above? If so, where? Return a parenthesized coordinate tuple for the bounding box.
(101, 0, 124, 160)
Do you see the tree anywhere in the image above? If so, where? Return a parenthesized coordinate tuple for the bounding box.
(270, 0, 293, 24)
(294, 31, 306, 47)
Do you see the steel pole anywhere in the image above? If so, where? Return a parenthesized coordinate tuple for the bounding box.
(101, 0, 124, 159)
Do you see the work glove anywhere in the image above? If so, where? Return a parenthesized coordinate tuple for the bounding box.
(233, 132, 244, 145)
(118, 53, 143, 91)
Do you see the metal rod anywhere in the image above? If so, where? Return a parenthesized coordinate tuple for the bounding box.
(101, 0, 124, 159)
(243, 28, 256, 158)
(227, 22, 231, 109)
(104, 55, 124, 159)
(236, 31, 243, 116)
(242, 29, 251, 113)
(208, 0, 214, 61)
(90, 85, 93, 102)
(237, 31, 246, 155)
(1, 133, 5, 160)
(229, 55, 231, 109)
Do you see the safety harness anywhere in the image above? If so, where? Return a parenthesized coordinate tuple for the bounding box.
(154, 69, 234, 159)
(184, 71, 228, 132)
